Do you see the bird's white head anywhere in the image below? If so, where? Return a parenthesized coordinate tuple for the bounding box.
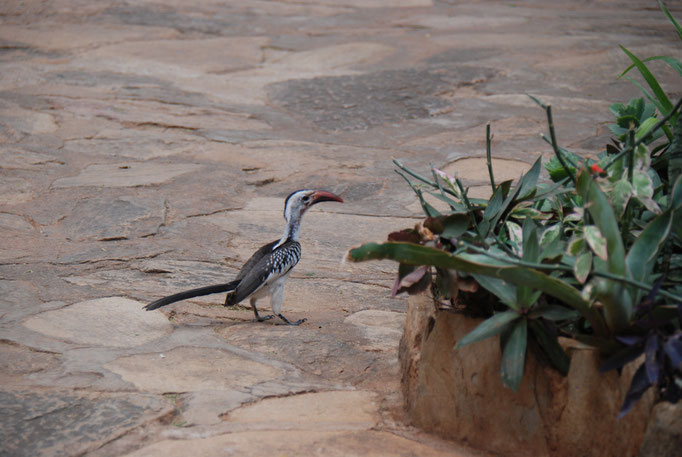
(280, 189, 343, 242)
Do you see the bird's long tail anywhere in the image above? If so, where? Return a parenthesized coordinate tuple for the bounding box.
(144, 280, 239, 311)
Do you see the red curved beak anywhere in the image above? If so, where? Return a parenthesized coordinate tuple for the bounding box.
(311, 191, 344, 204)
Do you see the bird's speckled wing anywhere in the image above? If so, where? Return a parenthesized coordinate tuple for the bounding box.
(227, 240, 301, 305)
(235, 239, 279, 282)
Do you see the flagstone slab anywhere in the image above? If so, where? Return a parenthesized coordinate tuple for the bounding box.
(22, 297, 172, 348)
(0, 390, 170, 457)
(124, 430, 466, 457)
(1, 1, 678, 457)
(344, 310, 404, 352)
(223, 390, 379, 429)
(105, 346, 283, 393)
(75, 36, 269, 78)
(51, 162, 201, 188)
(267, 66, 496, 131)
(56, 195, 165, 241)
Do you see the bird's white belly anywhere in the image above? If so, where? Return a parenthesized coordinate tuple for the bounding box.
(251, 272, 290, 300)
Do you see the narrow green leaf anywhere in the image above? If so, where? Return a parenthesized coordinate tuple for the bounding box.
(472, 274, 518, 310)
(483, 184, 505, 224)
(621, 76, 668, 125)
(516, 157, 542, 200)
(501, 319, 527, 392)
(529, 305, 580, 321)
(635, 117, 661, 142)
(626, 207, 674, 284)
(583, 225, 608, 261)
(669, 113, 682, 185)
(619, 45, 673, 114)
(574, 250, 593, 284)
(490, 178, 523, 229)
(456, 310, 520, 348)
(397, 171, 441, 217)
(440, 213, 470, 239)
(576, 169, 627, 272)
(646, 56, 682, 77)
(522, 218, 540, 263)
(347, 242, 608, 336)
(659, 0, 682, 41)
(517, 286, 542, 309)
(530, 179, 572, 203)
(511, 207, 553, 220)
(425, 191, 465, 211)
(529, 320, 570, 375)
(576, 170, 631, 332)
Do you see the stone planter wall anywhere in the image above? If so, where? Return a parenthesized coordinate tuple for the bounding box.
(399, 294, 655, 457)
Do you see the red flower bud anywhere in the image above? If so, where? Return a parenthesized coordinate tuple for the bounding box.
(590, 163, 606, 176)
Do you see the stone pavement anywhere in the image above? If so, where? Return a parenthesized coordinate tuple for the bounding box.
(0, 1, 678, 456)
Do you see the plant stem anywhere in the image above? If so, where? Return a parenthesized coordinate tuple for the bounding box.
(620, 128, 636, 243)
(528, 94, 578, 184)
(461, 243, 682, 303)
(486, 123, 496, 193)
(455, 177, 485, 240)
(393, 159, 459, 199)
(627, 128, 635, 183)
(540, 134, 581, 170)
(546, 105, 577, 185)
(430, 164, 447, 199)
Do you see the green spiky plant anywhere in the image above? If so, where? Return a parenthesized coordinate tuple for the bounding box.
(348, 1, 682, 416)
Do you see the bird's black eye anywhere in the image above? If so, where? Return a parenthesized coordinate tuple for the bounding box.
(302, 195, 311, 202)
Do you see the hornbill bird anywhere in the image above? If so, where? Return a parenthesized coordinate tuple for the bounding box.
(144, 189, 343, 325)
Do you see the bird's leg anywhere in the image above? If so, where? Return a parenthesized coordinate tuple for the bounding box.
(250, 297, 273, 322)
(270, 281, 306, 325)
(277, 314, 307, 326)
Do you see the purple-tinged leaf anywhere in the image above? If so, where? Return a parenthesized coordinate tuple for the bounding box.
(618, 363, 652, 419)
(663, 337, 682, 370)
(634, 278, 663, 314)
(600, 344, 644, 373)
(616, 335, 643, 346)
(388, 230, 421, 244)
(392, 265, 430, 297)
(644, 334, 660, 384)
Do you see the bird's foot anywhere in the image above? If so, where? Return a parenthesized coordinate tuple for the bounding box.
(277, 314, 307, 326)
(255, 314, 274, 322)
